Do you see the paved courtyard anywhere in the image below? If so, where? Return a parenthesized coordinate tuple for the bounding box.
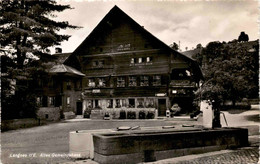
(1, 106, 259, 164)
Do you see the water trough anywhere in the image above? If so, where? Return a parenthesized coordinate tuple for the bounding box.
(92, 127, 248, 164)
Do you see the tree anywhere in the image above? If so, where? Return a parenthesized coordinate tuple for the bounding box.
(170, 42, 179, 51)
(238, 31, 249, 42)
(0, 0, 79, 69)
(1, 0, 80, 119)
(196, 41, 258, 106)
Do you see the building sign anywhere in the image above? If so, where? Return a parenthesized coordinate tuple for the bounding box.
(155, 93, 166, 97)
(117, 43, 131, 51)
(92, 89, 101, 93)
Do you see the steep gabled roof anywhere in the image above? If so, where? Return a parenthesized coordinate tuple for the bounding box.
(65, 5, 203, 79)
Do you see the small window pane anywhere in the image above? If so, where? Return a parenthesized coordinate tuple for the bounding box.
(140, 76, 149, 86)
(88, 79, 95, 87)
(98, 78, 106, 87)
(153, 75, 161, 86)
(138, 58, 143, 63)
(129, 76, 137, 87)
(117, 77, 125, 87)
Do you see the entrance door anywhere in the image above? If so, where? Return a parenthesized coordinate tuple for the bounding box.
(76, 101, 83, 115)
(158, 99, 167, 116)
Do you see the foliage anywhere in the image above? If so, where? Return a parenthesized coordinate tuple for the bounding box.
(196, 40, 258, 105)
(0, 0, 79, 68)
(238, 31, 249, 42)
(1, 0, 79, 120)
(170, 42, 179, 51)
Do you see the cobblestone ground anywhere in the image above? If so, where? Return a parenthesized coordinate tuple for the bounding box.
(175, 147, 259, 164)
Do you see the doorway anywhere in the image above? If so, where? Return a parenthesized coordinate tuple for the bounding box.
(158, 99, 167, 116)
(76, 101, 83, 115)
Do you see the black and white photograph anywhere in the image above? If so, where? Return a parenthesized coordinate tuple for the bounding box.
(1, 0, 259, 163)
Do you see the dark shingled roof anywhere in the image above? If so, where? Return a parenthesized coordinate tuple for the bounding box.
(49, 64, 85, 76)
(52, 52, 72, 64)
(181, 48, 202, 61)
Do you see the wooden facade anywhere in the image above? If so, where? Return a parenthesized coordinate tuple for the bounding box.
(61, 6, 203, 116)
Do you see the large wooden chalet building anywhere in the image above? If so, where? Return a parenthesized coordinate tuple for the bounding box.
(38, 6, 203, 119)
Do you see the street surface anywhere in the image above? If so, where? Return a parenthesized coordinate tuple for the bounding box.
(1, 105, 259, 164)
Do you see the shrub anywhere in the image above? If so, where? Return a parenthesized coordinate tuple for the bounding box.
(146, 111, 155, 119)
(119, 110, 126, 119)
(127, 111, 136, 119)
(139, 110, 146, 119)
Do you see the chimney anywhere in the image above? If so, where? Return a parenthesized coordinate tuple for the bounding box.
(55, 47, 62, 53)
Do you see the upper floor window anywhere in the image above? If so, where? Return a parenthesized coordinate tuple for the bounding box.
(117, 77, 125, 87)
(93, 60, 104, 68)
(129, 76, 137, 87)
(98, 78, 106, 87)
(138, 57, 143, 63)
(140, 76, 149, 86)
(130, 58, 136, 64)
(75, 80, 82, 89)
(146, 57, 152, 63)
(88, 78, 95, 87)
(153, 75, 161, 86)
(66, 81, 71, 90)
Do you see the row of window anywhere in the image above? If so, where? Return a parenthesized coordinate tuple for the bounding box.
(86, 98, 155, 109)
(91, 57, 152, 68)
(36, 96, 70, 107)
(88, 75, 162, 88)
(130, 57, 152, 64)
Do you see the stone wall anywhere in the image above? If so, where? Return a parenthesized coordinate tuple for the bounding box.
(37, 107, 60, 121)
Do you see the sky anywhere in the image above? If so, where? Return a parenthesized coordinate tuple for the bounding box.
(52, 0, 258, 53)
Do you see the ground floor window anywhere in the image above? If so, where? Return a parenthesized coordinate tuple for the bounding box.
(94, 99, 101, 108)
(48, 96, 55, 106)
(86, 100, 93, 108)
(128, 98, 135, 108)
(107, 99, 113, 108)
(36, 97, 42, 106)
(146, 98, 155, 108)
(66, 97, 70, 106)
(137, 98, 145, 108)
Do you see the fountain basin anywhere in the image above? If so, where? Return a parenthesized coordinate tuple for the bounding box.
(93, 128, 248, 164)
